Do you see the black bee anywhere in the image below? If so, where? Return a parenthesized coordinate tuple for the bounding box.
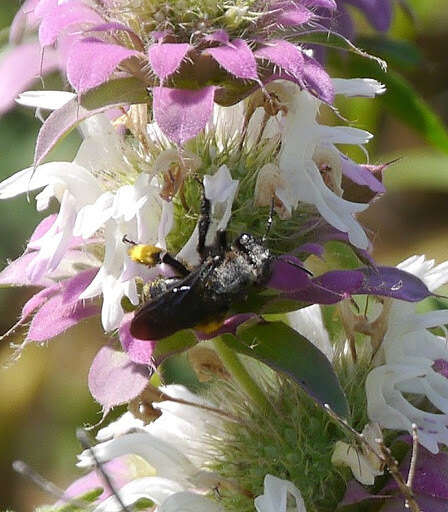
(128, 190, 275, 341)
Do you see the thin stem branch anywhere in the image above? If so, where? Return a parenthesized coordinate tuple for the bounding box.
(213, 337, 271, 412)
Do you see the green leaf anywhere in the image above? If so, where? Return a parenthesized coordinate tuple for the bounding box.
(80, 77, 149, 110)
(222, 321, 348, 417)
(152, 329, 198, 364)
(34, 78, 149, 166)
(349, 57, 448, 154)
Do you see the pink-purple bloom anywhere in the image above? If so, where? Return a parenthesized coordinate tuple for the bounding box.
(1, 0, 392, 143)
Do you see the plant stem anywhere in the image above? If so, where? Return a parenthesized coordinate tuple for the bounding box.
(213, 337, 271, 412)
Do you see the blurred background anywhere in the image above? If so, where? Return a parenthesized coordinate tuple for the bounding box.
(0, 0, 448, 509)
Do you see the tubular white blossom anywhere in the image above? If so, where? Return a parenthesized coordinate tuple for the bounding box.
(254, 475, 307, 512)
(366, 255, 448, 453)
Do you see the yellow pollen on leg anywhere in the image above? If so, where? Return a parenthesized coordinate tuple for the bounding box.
(194, 316, 226, 335)
(128, 245, 163, 266)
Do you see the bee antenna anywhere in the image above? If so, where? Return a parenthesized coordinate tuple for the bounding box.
(283, 257, 314, 277)
(77, 428, 131, 512)
(122, 234, 137, 246)
(262, 196, 275, 243)
(13, 460, 87, 508)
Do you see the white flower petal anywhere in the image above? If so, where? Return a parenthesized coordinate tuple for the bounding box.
(318, 125, 373, 146)
(366, 365, 448, 453)
(177, 166, 239, 265)
(77, 432, 198, 485)
(287, 305, 333, 362)
(96, 411, 145, 442)
(158, 491, 224, 512)
(255, 475, 306, 512)
(93, 477, 185, 512)
(332, 441, 380, 485)
(16, 90, 75, 110)
(0, 162, 101, 202)
(276, 84, 370, 249)
(332, 78, 385, 98)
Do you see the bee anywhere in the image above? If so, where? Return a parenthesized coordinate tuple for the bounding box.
(127, 188, 275, 341)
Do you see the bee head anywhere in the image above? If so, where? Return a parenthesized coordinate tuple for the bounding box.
(234, 233, 271, 270)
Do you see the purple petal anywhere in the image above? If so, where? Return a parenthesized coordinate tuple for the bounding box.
(67, 38, 140, 93)
(0, 252, 54, 287)
(61, 269, 98, 303)
(22, 284, 59, 319)
(267, 255, 312, 291)
(206, 39, 258, 80)
(59, 457, 131, 505)
(39, 1, 104, 46)
(28, 214, 57, 244)
(196, 313, 257, 340)
(384, 443, 448, 500)
(341, 157, 386, 194)
(203, 30, 230, 44)
(270, 1, 314, 26)
(303, 0, 336, 9)
(339, 480, 387, 507)
(9, 0, 40, 44)
(34, 97, 100, 167)
(381, 496, 448, 512)
(27, 269, 99, 341)
(356, 266, 432, 302)
(88, 346, 150, 411)
(148, 42, 190, 81)
(433, 359, 448, 379)
(119, 314, 156, 366)
(0, 42, 59, 115)
(346, 0, 393, 31)
(87, 23, 144, 53)
(255, 40, 304, 80)
(34, 0, 58, 18)
(296, 242, 325, 258)
(28, 296, 99, 341)
(285, 270, 364, 304)
(302, 54, 335, 103)
(153, 86, 215, 145)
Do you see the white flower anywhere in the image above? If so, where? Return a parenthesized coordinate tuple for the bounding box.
(177, 165, 239, 266)
(331, 78, 385, 98)
(274, 80, 372, 249)
(331, 423, 384, 485)
(255, 475, 307, 512)
(0, 161, 102, 282)
(287, 305, 333, 362)
(76, 386, 309, 512)
(0, 112, 172, 331)
(77, 385, 224, 512)
(366, 256, 448, 453)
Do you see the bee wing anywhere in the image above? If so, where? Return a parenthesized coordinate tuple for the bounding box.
(130, 264, 212, 341)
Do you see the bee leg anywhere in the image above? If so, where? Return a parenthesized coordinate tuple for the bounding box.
(160, 252, 190, 277)
(197, 180, 212, 259)
(214, 229, 227, 257)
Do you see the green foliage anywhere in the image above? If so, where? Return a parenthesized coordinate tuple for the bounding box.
(152, 329, 198, 364)
(207, 376, 350, 512)
(349, 56, 448, 154)
(222, 321, 349, 417)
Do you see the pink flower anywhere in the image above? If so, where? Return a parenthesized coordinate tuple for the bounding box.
(1, 0, 348, 143)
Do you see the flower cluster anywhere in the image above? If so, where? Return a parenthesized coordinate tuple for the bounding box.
(2, 1, 446, 512)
